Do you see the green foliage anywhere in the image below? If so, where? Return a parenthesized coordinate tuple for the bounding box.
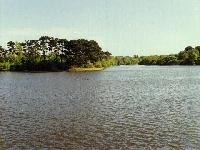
(0, 62, 11, 71)
(115, 56, 139, 65)
(156, 55, 179, 65)
(139, 55, 160, 65)
(1, 39, 200, 71)
(139, 46, 200, 65)
(178, 46, 200, 65)
(94, 61, 103, 68)
(81, 60, 94, 68)
(0, 36, 111, 71)
(0, 46, 7, 62)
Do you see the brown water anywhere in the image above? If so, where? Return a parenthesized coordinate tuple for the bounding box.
(0, 65, 200, 149)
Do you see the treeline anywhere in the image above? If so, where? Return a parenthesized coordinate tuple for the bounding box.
(114, 46, 200, 66)
(139, 46, 200, 65)
(0, 36, 112, 71)
(115, 55, 139, 65)
(1, 38, 199, 71)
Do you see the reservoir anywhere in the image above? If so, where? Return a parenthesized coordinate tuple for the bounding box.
(0, 66, 200, 149)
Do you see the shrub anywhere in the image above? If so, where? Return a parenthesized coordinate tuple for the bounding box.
(94, 61, 102, 68)
(0, 62, 11, 71)
(82, 60, 94, 68)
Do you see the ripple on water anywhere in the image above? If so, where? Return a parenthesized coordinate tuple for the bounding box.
(0, 66, 200, 149)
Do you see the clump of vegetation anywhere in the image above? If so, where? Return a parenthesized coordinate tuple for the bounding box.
(115, 55, 139, 65)
(1, 38, 200, 72)
(138, 46, 200, 65)
(0, 37, 112, 71)
(0, 62, 11, 71)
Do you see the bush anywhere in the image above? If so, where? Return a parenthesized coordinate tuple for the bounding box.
(82, 61, 94, 68)
(0, 62, 11, 71)
(94, 61, 102, 68)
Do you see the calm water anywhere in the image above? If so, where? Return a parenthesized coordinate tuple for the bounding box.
(0, 66, 200, 150)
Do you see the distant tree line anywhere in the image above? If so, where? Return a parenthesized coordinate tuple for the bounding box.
(139, 46, 200, 65)
(114, 55, 139, 65)
(0, 36, 112, 71)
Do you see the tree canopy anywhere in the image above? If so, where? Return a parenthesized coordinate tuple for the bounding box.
(0, 36, 111, 71)
(1, 38, 200, 71)
(139, 46, 200, 66)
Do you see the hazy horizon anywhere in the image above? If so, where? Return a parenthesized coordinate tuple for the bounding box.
(0, 0, 200, 56)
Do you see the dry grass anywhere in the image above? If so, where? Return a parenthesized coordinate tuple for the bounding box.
(68, 67, 104, 72)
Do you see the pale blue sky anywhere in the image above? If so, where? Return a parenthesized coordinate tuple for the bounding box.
(0, 0, 200, 56)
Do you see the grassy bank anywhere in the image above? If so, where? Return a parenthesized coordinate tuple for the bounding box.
(68, 67, 104, 72)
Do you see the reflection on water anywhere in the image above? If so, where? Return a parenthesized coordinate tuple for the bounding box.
(0, 65, 200, 149)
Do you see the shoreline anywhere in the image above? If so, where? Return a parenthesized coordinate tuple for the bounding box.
(68, 67, 104, 72)
(0, 67, 105, 73)
(1, 65, 200, 73)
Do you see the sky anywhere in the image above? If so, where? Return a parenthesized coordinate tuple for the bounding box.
(0, 0, 200, 56)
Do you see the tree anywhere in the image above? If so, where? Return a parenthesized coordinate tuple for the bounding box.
(185, 46, 193, 52)
(57, 39, 68, 63)
(7, 41, 17, 62)
(65, 39, 110, 66)
(0, 46, 7, 62)
(39, 36, 51, 61)
(15, 42, 24, 64)
(195, 46, 200, 52)
(188, 49, 199, 65)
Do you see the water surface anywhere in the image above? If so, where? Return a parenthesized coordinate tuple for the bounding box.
(0, 66, 200, 149)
